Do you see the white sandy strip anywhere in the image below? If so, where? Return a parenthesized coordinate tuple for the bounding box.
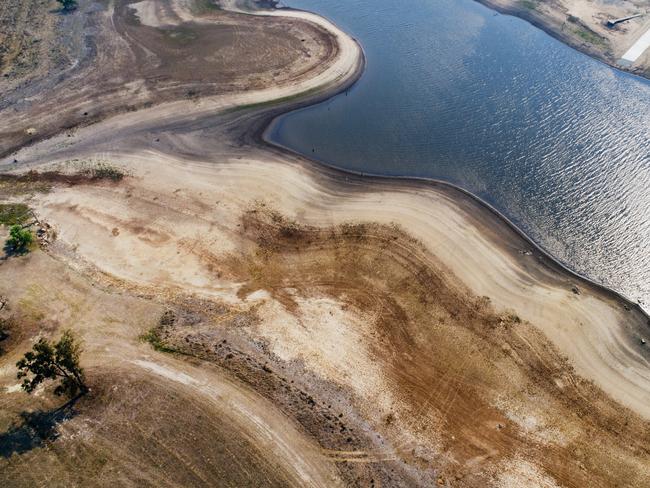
(129, 1, 163, 27)
(131, 359, 343, 487)
(130, 0, 182, 28)
(622, 27, 650, 63)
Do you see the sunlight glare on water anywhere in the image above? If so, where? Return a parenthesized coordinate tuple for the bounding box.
(271, 0, 650, 309)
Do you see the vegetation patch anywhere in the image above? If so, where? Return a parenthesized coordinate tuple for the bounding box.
(0, 203, 31, 226)
(574, 27, 606, 46)
(5, 225, 34, 255)
(56, 0, 77, 11)
(191, 0, 222, 15)
(141, 327, 174, 352)
(83, 163, 125, 182)
(141, 312, 181, 354)
(0, 164, 126, 195)
(518, 0, 537, 10)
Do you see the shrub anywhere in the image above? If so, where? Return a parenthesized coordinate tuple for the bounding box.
(89, 164, 124, 182)
(141, 326, 176, 353)
(6, 225, 33, 252)
(57, 0, 77, 11)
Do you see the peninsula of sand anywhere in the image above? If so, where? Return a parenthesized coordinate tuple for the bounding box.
(1, 1, 649, 487)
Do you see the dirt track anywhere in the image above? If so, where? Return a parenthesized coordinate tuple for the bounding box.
(1, 1, 649, 487)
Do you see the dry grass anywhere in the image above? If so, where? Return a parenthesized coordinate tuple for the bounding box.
(1, 370, 301, 487)
(0, 0, 62, 81)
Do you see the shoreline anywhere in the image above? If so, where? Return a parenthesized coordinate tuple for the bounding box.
(3, 0, 649, 417)
(235, 5, 650, 419)
(475, 0, 650, 82)
(253, 116, 650, 420)
(261, 124, 650, 322)
(2, 2, 650, 484)
(252, 10, 649, 322)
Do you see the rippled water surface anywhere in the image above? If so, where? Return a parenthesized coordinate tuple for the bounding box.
(270, 0, 650, 307)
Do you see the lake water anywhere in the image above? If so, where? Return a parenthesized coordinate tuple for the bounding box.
(269, 0, 650, 309)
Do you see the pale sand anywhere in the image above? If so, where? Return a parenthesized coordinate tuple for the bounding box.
(3, 0, 649, 430)
(622, 27, 650, 63)
(18, 143, 649, 422)
(129, 1, 167, 27)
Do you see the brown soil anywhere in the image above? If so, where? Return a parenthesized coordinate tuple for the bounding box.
(1, 0, 649, 486)
(114, 2, 335, 88)
(0, 0, 66, 84)
(1, 371, 306, 487)
(149, 205, 649, 487)
(0, 0, 337, 159)
(4, 193, 648, 486)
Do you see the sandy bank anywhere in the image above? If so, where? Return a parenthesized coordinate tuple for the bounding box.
(0, 0, 363, 159)
(477, 0, 650, 79)
(1, 1, 649, 486)
(1, 0, 648, 443)
(28, 143, 650, 418)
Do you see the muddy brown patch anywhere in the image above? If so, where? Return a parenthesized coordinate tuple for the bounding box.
(169, 205, 650, 487)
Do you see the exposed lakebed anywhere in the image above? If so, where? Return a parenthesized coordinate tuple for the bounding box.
(269, 0, 650, 309)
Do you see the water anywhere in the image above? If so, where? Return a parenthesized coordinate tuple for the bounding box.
(269, 0, 650, 308)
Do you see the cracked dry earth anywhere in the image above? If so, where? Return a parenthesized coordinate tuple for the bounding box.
(1, 0, 650, 487)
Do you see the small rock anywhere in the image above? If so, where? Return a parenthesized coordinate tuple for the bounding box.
(641, 338, 646, 345)
(571, 285, 580, 295)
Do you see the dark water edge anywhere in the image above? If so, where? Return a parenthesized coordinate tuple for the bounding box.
(268, 0, 650, 312)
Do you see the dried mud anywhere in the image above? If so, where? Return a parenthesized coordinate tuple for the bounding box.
(1, 0, 649, 486)
(149, 206, 650, 487)
(0, 0, 337, 158)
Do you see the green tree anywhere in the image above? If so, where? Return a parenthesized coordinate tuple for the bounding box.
(56, 0, 77, 11)
(6, 224, 33, 252)
(16, 330, 88, 398)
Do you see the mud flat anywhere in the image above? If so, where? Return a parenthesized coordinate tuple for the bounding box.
(1, 1, 649, 487)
